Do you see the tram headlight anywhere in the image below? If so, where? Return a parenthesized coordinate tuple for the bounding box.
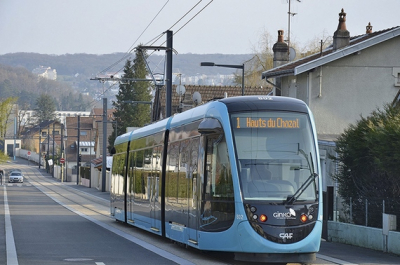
(259, 214, 268, 222)
(300, 214, 308, 223)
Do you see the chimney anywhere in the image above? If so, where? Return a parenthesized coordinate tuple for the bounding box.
(272, 30, 289, 67)
(272, 30, 289, 96)
(366, 22, 373, 34)
(333, 8, 350, 51)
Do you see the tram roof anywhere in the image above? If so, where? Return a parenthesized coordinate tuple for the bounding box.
(114, 96, 309, 146)
(114, 118, 170, 146)
(219, 96, 309, 113)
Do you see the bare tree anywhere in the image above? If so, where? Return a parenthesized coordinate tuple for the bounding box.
(0, 97, 18, 138)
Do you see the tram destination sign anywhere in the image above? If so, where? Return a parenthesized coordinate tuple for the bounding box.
(235, 117, 300, 129)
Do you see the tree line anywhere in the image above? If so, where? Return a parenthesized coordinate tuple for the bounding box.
(0, 64, 91, 111)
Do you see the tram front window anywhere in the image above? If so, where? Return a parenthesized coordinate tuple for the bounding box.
(231, 111, 318, 203)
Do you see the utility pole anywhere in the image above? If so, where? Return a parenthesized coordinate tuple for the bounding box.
(287, 0, 301, 55)
(166, 30, 173, 117)
(47, 125, 50, 173)
(52, 122, 55, 177)
(13, 117, 16, 161)
(102, 98, 107, 192)
(90, 32, 174, 120)
(61, 123, 64, 182)
(38, 125, 41, 169)
(77, 115, 80, 185)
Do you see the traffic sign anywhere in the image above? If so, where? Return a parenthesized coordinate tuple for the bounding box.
(27, 151, 31, 156)
(60, 158, 65, 164)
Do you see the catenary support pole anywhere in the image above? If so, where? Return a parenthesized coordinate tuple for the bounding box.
(166, 30, 173, 117)
(102, 98, 107, 192)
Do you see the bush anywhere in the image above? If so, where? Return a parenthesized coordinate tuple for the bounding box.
(333, 104, 400, 226)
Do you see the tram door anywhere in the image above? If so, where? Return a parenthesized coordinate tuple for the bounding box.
(187, 137, 200, 243)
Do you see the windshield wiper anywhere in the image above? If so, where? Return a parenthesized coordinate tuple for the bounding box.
(286, 172, 318, 205)
(286, 147, 318, 205)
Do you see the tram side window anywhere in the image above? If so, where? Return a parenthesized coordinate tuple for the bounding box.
(128, 151, 137, 196)
(205, 135, 234, 199)
(144, 148, 156, 202)
(166, 141, 180, 204)
(111, 152, 126, 196)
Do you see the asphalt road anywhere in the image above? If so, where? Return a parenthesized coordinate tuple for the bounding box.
(3, 181, 180, 265)
(1, 157, 400, 265)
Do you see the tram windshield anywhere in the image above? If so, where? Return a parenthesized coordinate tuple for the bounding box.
(231, 111, 318, 203)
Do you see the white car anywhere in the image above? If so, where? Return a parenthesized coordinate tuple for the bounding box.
(9, 171, 24, 183)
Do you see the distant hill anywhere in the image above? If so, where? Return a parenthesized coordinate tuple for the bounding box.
(0, 52, 253, 77)
(0, 52, 254, 110)
(0, 64, 92, 111)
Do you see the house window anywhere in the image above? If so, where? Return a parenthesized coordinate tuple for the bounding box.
(81, 148, 88, 152)
(42, 132, 47, 137)
(80, 131, 87, 136)
(393, 68, 400, 87)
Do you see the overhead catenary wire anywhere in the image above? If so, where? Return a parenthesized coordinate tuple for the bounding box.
(146, 0, 213, 63)
(97, 0, 170, 75)
(147, 0, 204, 48)
(95, 0, 214, 92)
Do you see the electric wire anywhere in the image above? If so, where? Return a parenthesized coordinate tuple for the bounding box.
(146, 0, 212, 63)
(147, 0, 203, 48)
(92, 0, 214, 113)
(97, 0, 170, 75)
(127, 0, 170, 54)
(98, 0, 213, 77)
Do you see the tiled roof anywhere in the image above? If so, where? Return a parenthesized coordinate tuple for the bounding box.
(91, 156, 103, 167)
(154, 84, 272, 118)
(91, 108, 115, 121)
(262, 26, 400, 79)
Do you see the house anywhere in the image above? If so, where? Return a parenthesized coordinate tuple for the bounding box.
(90, 108, 115, 158)
(64, 116, 95, 182)
(18, 110, 91, 128)
(87, 108, 115, 190)
(22, 120, 63, 157)
(262, 10, 400, 138)
(32, 66, 57, 80)
(261, 9, 400, 221)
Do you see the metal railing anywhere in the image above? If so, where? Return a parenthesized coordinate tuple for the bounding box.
(338, 197, 400, 231)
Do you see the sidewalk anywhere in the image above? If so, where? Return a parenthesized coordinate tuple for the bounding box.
(39, 166, 110, 201)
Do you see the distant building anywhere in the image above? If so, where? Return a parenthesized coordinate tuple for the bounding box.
(18, 110, 91, 127)
(32, 66, 57, 80)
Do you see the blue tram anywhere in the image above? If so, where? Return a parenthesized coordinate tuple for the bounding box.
(111, 96, 322, 263)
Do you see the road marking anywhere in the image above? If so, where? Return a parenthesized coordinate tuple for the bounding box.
(317, 253, 358, 265)
(31, 177, 195, 265)
(4, 186, 19, 265)
(95, 263, 106, 265)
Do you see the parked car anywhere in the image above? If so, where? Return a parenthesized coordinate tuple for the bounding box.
(9, 171, 24, 183)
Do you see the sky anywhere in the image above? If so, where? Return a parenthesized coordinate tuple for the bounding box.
(0, 0, 399, 55)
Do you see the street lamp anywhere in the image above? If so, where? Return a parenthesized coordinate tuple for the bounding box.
(200, 62, 245, 96)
